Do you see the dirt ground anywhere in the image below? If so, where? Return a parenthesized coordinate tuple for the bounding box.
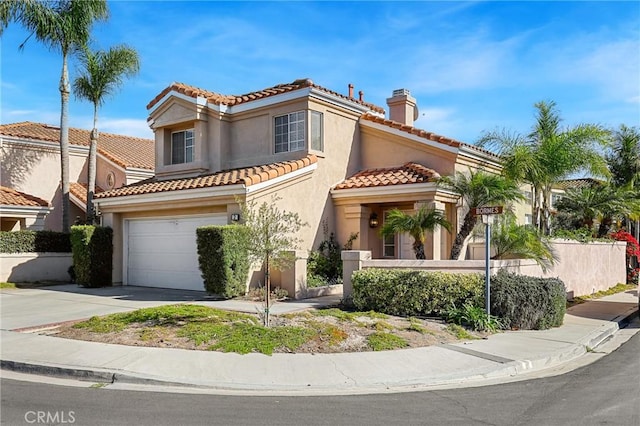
(51, 309, 487, 354)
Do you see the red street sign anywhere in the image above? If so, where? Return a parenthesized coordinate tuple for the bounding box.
(474, 206, 503, 216)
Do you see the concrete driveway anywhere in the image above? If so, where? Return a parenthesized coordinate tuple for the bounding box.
(0, 284, 341, 331)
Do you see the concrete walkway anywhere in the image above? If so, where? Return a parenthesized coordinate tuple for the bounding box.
(1, 284, 638, 395)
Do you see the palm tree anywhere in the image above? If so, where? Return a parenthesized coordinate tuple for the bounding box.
(491, 215, 557, 272)
(73, 45, 140, 223)
(556, 184, 640, 237)
(0, 0, 109, 232)
(478, 101, 611, 235)
(379, 206, 451, 260)
(438, 170, 524, 260)
(607, 125, 640, 189)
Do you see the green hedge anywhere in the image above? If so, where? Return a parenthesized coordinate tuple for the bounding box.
(70, 226, 113, 288)
(0, 230, 71, 253)
(490, 269, 566, 330)
(352, 269, 484, 316)
(197, 225, 250, 298)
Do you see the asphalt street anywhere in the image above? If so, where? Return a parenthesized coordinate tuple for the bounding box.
(2, 325, 639, 426)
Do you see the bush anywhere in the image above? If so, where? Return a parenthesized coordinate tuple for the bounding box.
(196, 225, 250, 298)
(0, 230, 71, 253)
(70, 226, 113, 288)
(351, 269, 484, 317)
(444, 303, 504, 332)
(490, 269, 566, 330)
(307, 228, 358, 287)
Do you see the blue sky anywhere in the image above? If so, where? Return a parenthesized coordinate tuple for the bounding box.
(1, 1, 639, 144)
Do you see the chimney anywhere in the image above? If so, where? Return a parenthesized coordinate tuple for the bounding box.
(358, 90, 364, 102)
(386, 88, 418, 126)
(348, 83, 354, 98)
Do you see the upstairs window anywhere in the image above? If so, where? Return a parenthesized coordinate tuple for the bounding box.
(275, 111, 305, 153)
(171, 129, 194, 164)
(310, 111, 323, 152)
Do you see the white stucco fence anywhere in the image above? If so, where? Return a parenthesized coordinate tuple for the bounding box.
(342, 239, 628, 299)
(0, 253, 73, 283)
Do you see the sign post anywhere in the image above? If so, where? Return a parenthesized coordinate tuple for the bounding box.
(474, 206, 504, 316)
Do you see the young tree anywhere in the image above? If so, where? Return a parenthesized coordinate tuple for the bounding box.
(0, 0, 109, 232)
(240, 195, 308, 327)
(478, 101, 611, 235)
(379, 206, 451, 260)
(73, 44, 140, 223)
(438, 169, 524, 260)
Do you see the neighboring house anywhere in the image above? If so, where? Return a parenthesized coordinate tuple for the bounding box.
(94, 79, 504, 292)
(0, 122, 155, 231)
(0, 186, 51, 231)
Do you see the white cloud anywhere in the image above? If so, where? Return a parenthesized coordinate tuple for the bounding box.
(97, 118, 153, 139)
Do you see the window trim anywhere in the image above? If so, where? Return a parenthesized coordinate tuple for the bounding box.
(274, 111, 305, 154)
(171, 129, 194, 165)
(310, 110, 323, 152)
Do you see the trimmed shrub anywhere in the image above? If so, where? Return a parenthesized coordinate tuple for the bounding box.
(197, 225, 250, 298)
(0, 230, 71, 253)
(490, 269, 566, 330)
(70, 226, 113, 288)
(352, 269, 484, 317)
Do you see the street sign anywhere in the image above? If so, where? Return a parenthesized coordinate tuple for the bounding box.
(474, 206, 503, 216)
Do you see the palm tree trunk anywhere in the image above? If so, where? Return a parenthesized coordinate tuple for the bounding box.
(86, 105, 98, 223)
(59, 52, 70, 233)
(597, 216, 613, 238)
(413, 241, 426, 260)
(450, 211, 477, 260)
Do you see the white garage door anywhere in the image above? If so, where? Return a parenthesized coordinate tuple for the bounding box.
(126, 215, 227, 291)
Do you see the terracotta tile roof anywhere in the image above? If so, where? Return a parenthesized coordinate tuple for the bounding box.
(0, 122, 154, 170)
(360, 113, 462, 148)
(555, 178, 603, 190)
(147, 79, 385, 114)
(95, 155, 317, 199)
(69, 182, 104, 205)
(333, 163, 440, 190)
(0, 186, 49, 207)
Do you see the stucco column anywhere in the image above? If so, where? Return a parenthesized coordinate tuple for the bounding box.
(341, 250, 371, 300)
(342, 205, 371, 250)
(279, 250, 308, 300)
(417, 200, 445, 260)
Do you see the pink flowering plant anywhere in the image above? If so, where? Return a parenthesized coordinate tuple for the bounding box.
(610, 230, 640, 284)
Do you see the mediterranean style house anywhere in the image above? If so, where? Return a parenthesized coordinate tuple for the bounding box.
(93, 78, 506, 293)
(0, 122, 154, 231)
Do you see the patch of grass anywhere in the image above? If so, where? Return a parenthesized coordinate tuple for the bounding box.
(138, 326, 166, 342)
(73, 305, 256, 333)
(311, 307, 387, 321)
(572, 283, 636, 305)
(0, 282, 17, 289)
(367, 332, 408, 351)
(308, 321, 348, 346)
(446, 324, 476, 340)
(372, 320, 394, 332)
(206, 323, 313, 355)
(406, 318, 427, 334)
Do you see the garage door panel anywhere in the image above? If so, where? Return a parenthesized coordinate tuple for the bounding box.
(126, 215, 226, 291)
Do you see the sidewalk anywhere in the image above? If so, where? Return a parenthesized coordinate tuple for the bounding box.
(1, 286, 638, 395)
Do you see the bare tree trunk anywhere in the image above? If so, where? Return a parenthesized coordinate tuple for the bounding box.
(59, 52, 70, 233)
(86, 105, 98, 224)
(264, 256, 270, 328)
(413, 241, 426, 260)
(450, 211, 478, 260)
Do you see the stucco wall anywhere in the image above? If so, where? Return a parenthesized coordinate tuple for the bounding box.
(0, 253, 72, 282)
(343, 240, 627, 299)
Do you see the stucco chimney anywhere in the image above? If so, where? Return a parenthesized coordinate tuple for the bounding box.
(348, 83, 354, 98)
(386, 88, 418, 126)
(359, 90, 364, 102)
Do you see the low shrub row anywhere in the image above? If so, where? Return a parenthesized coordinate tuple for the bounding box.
(0, 230, 71, 253)
(196, 225, 250, 298)
(352, 268, 566, 330)
(490, 270, 566, 330)
(352, 269, 484, 317)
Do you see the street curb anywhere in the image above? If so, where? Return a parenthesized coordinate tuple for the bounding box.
(2, 306, 638, 394)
